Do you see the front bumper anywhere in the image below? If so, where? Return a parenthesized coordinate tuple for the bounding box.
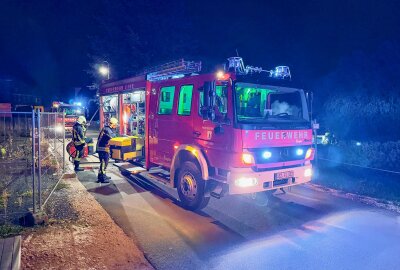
(227, 164, 312, 195)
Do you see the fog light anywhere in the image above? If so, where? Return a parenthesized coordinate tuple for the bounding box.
(304, 168, 312, 177)
(235, 177, 258, 188)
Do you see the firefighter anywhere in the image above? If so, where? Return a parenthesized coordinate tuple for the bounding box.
(72, 116, 87, 172)
(96, 117, 118, 183)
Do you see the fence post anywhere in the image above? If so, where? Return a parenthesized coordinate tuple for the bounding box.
(31, 110, 36, 214)
(62, 110, 65, 172)
(54, 113, 56, 151)
(37, 111, 42, 210)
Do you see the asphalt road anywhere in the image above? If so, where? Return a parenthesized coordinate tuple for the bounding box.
(74, 160, 400, 270)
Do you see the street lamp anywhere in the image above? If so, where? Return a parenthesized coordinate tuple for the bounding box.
(98, 61, 110, 80)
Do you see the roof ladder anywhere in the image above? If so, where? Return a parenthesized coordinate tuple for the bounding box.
(144, 59, 202, 81)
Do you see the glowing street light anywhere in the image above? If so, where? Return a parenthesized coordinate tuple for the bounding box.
(98, 61, 110, 80)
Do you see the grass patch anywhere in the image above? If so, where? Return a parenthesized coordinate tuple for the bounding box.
(314, 162, 400, 204)
(55, 182, 70, 191)
(0, 224, 24, 238)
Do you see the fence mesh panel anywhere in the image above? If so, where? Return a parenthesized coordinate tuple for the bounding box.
(0, 112, 35, 224)
(37, 112, 65, 209)
(0, 111, 65, 224)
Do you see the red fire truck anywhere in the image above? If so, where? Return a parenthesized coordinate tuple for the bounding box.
(99, 57, 314, 210)
(52, 102, 85, 134)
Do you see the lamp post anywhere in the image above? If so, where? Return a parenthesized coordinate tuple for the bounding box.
(99, 61, 110, 80)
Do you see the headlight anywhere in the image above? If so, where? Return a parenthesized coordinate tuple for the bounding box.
(55, 125, 63, 133)
(242, 153, 255, 165)
(235, 177, 258, 188)
(296, 148, 304, 156)
(304, 168, 312, 177)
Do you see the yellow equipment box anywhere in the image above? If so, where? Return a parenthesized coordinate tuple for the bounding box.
(109, 136, 144, 161)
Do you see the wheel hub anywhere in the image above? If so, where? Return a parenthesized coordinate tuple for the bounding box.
(181, 173, 197, 200)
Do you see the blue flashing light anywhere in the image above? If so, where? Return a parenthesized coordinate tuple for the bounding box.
(356, 142, 362, 146)
(262, 151, 272, 159)
(296, 149, 304, 156)
(271, 66, 291, 79)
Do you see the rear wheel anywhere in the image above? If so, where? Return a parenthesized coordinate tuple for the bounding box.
(177, 161, 210, 211)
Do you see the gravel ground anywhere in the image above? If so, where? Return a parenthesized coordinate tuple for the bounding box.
(21, 176, 153, 270)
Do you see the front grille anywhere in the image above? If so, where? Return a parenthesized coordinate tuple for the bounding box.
(253, 164, 302, 172)
(250, 146, 309, 164)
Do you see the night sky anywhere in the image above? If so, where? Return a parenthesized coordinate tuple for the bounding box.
(0, 0, 399, 103)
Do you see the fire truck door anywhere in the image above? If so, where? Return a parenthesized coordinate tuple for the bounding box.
(148, 85, 159, 165)
(175, 84, 194, 144)
(192, 84, 232, 169)
(148, 84, 179, 167)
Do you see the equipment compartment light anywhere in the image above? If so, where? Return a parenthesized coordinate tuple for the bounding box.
(235, 177, 258, 188)
(262, 151, 272, 159)
(242, 153, 255, 165)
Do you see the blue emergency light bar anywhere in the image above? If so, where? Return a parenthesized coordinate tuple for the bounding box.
(225, 57, 291, 80)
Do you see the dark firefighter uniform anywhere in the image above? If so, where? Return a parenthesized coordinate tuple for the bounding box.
(72, 116, 87, 171)
(96, 118, 117, 183)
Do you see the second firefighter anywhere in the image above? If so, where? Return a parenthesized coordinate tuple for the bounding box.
(72, 116, 87, 172)
(96, 117, 118, 183)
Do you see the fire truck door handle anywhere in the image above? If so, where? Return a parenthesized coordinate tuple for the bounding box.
(193, 131, 201, 137)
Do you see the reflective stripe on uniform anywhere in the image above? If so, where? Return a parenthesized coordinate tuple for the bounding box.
(96, 146, 110, 152)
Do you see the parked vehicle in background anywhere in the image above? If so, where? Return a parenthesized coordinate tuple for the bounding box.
(99, 57, 315, 210)
(52, 101, 85, 134)
(0, 103, 12, 117)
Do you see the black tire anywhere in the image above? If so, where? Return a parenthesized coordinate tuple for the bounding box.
(177, 161, 210, 211)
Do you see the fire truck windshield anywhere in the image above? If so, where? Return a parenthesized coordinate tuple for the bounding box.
(234, 82, 309, 124)
(60, 106, 84, 116)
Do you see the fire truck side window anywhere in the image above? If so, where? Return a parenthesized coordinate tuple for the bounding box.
(178, 85, 193, 116)
(198, 85, 227, 116)
(215, 85, 228, 114)
(158, 86, 175, 115)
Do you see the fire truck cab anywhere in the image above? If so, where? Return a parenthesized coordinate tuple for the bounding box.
(99, 58, 314, 210)
(52, 102, 85, 134)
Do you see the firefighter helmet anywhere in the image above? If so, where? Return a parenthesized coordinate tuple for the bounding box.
(77, 116, 87, 125)
(109, 117, 118, 128)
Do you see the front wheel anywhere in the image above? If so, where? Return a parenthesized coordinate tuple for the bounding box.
(177, 161, 210, 211)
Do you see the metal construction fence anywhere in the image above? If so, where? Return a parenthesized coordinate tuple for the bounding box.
(0, 111, 65, 224)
